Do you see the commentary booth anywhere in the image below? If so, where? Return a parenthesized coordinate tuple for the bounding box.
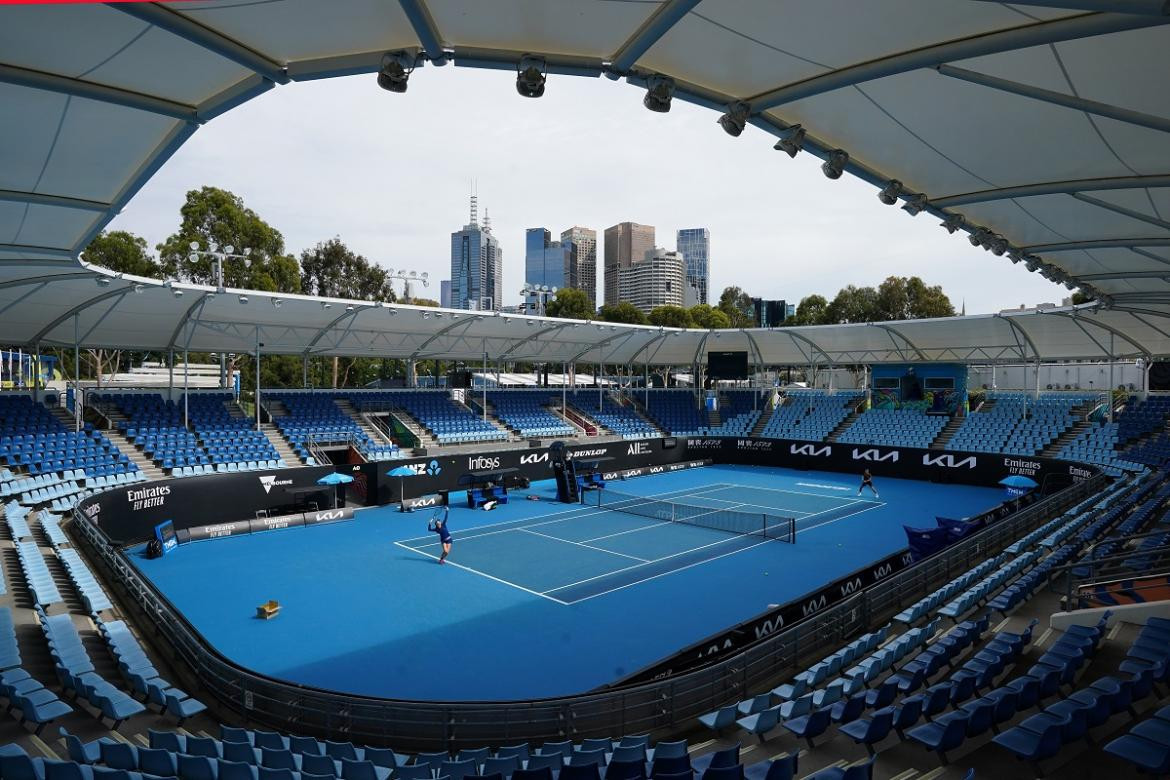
(70, 436, 1103, 749)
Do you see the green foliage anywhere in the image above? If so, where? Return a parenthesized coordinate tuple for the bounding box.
(157, 186, 300, 293)
(825, 284, 880, 324)
(788, 294, 829, 326)
(83, 231, 163, 278)
(717, 286, 755, 328)
(688, 304, 731, 329)
(598, 302, 649, 325)
(300, 238, 397, 301)
(411, 298, 440, 307)
(1071, 291, 1094, 305)
(648, 305, 693, 329)
(787, 277, 955, 326)
(545, 287, 593, 320)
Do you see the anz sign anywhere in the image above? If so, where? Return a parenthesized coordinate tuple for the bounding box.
(922, 453, 977, 469)
(851, 448, 899, 463)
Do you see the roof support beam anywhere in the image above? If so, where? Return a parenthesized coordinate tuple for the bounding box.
(397, 0, 448, 64)
(965, 0, 1169, 16)
(167, 293, 215, 351)
(608, 0, 703, 77)
(936, 64, 1170, 135)
(1077, 270, 1170, 280)
(747, 12, 1168, 111)
(305, 305, 373, 353)
(1055, 312, 1151, 356)
(409, 314, 483, 358)
(0, 190, 109, 212)
(0, 273, 96, 292)
(0, 63, 197, 121)
(871, 323, 927, 361)
(1022, 238, 1170, 252)
(996, 314, 1041, 361)
(1071, 193, 1170, 231)
(785, 331, 834, 365)
(31, 286, 131, 345)
(110, 2, 289, 83)
(933, 174, 1170, 208)
(500, 322, 573, 360)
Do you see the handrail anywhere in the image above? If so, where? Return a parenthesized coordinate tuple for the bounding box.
(68, 469, 1100, 751)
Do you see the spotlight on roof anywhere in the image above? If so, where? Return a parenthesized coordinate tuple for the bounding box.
(387, 308, 397, 316)
(132, 283, 145, 294)
(322, 302, 332, 310)
(877, 180, 902, 206)
(1064, 279, 1077, 290)
(1025, 258, 1040, 272)
(989, 237, 1008, 256)
(968, 228, 991, 248)
(345, 304, 354, 312)
(717, 102, 751, 137)
(773, 124, 805, 158)
(239, 295, 249, 304)
(901, 194, 927, 216)
(1007, 250, 1022, 264)
(96, 277, 111, 288)
(377, 52, 414, 93)
(172, 288, 183, 299)
(643, 75, 675, 113)
(272, 299, 283, 308)
(516, 56, 546, 98)
(821, 149, 849, 180)
(941, 214, 965, 234)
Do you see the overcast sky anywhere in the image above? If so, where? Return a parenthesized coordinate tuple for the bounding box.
(107, 66, 1066, 313)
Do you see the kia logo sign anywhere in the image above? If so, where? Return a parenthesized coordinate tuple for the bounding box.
(851, 448, 899, 463)
(922, 453, 977, 469)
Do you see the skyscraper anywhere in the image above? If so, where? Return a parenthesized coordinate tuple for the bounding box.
(561, 226, 597, 309)
(619, 248, 685, 314)
(603, 222, 655, 306)
(524, 228, 568, 289)
(450, 195, 502, 311)
(676, 227, 710, 305)
(440, 280, 451, 309)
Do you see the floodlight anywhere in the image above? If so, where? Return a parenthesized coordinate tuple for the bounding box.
(243, 248, 252, 256)
(322, 302, 332, 310)
(643, 75, 675, 113)
(1025, 258, 1040, 272)
(821, 149, 848, 180)
(718, 102, 750, 137)
(901, 194, 927, 216)
(387, 308, 397, 316)
(224, 245, 235, 254)
(773, 124, 805, 157)
(272, 299, 283, 308)
(877, 180, 902, 206)
(239, 295, 249, 304)
(96, 277, 111, 288)
(421, 272, 429, 279)
(132, 284, 144, 294)
(968, 228, 990, 248)
(188, 241, 200, 251)
(941, 214, 965, 234)
(989, 237, 1008, 256)
(516, 57, 547, 98)
(345, 304, 355, 312)
(172, 289, 183, 299)
(188, 253, 198, 262)
(378, 52, 413, 93)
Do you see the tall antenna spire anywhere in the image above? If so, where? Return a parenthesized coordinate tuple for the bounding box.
(469, 191, 478, 227)
(484, 207, 491, 234)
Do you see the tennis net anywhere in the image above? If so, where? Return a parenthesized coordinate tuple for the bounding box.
(592, 488, 796, 544)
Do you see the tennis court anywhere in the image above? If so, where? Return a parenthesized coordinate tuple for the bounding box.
(130, 463, 1004, 700)
(395, 482, 879, 604)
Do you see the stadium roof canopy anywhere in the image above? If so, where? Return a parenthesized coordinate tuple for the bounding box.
(1, 0, 1169, 365)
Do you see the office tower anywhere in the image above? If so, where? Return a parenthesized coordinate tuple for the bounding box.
(561, 226, 597, 309)
(450, 195, 502, 311)
(676, 227, 710, 305)
(753, 298, 788, 327)
(619, 248, 685, 314)
(524, 228, 568, 289)
(440, 280, 451, 309)
(603, 222, 655, 306)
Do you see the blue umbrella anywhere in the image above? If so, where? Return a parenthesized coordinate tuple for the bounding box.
(999, 475, 1039, 489)
(316, 472, 355, 486)
(387, 466, 417, 477)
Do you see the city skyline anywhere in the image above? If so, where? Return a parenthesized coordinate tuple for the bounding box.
(449, 195, 502, 311)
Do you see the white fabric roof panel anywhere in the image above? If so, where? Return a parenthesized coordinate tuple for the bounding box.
(1, 0, 1169, 363)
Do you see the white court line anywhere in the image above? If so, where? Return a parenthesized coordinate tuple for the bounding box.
(518, 528, 650, 562)
(797, 502, 884, 533)
(580, 520, 674, 543)
(707, 482, 870, 504)
(676, 494, 815, 517)
(544, 532, 765, 595)
(392, 540, 571, 605)
(797, 482, 852, 492)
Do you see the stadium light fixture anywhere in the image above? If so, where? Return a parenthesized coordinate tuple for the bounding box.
(821, 149, 848, 180)
(272, 299, 283, 308)
(773, 124, 805, 158)
(345, 304, 354, 312)
(941, 214, 965, 234)
(643, 75, 675, 113)
(387, 308, 397, 316)
(132, 283, 144, 294)
(901, 194, 927, 216)
(322, 302, 332, 310)
(877, 180, 902, 206)
(238, 295, 249, 304)
(95, 277, 111, 288)
(1007, 250, 1022, 264)
(989, 237, 1008, 256)
(172, 288, 183, 299)
(516, 56, 547, 98)
(968, 227, 991, 248)
(377, 52, 415, 93)
(717, 102, 750, 137)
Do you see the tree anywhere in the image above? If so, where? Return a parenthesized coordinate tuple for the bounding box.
(1071, 291, 1094, 305)
(688, 304, 731, 329)
(300, 238, 397, 301)
(83, 230, 163, 278)
(157, 186, 300, 293)
(789, 294, 829, 326)
(825, 285, 880, 324)
(411, 298, 440, 307)
(648, 305, 693, 329)
(717, 286, 754, 328)
(598, 302, 649, 325)
(79, 231, 163, 386)
(903, 276, 955, 319)
(545, 287, 593, 320)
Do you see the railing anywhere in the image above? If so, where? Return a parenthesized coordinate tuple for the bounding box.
(364, 413, 397, 447)
(68, 470, 1101, 752)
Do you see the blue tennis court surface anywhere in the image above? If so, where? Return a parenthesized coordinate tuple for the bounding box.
(130, 464, 1005, 700)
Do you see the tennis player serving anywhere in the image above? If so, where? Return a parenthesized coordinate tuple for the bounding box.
(428, 506, 453, 564)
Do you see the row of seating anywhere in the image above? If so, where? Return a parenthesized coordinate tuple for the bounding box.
(894, 556, 1004, 624)
(0, 607, 73, 734)
(837, 409, 947, 450)
(96, 618, 205, 725)
(760, 391, 859, 443)
(568, 394, 657, 439)
(16, 540, 62, 607)
(485, 392, 575, 439)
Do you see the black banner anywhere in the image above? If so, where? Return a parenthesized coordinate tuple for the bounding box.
(177, 506, 355, 543)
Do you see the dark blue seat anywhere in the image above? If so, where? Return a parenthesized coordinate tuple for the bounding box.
(992, 717, 1063, 770)
(690, 746, 738, 777)
(604, 760, 645, 780)
(890, 695, 924, 739)
(700, 767, 742, 780)
(804, 757, 874, 780)
(920, 683, 952, 721)
(783, 707, 833, 748)
(742, 755, 795, 780)
(512, 768, 554, 780)
(1106, 733, 1170, 775)
(698, 705, 739, 732)
(839, 708, 893, 756)
(649, 756, 690, 778)
(908, 711, 969, 765)
(560, 765, 602, 780)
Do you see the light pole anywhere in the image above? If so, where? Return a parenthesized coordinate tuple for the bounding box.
(387, 269, 429, 302)
(520, 283, 557, 315)
(188, 241, 252, 387)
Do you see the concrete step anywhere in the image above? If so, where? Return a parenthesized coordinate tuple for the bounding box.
(259, 423, 302, 466)
(335, 399, 394, 446)
(750, 403, 774, 436)
(101, 429, 165, 481)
